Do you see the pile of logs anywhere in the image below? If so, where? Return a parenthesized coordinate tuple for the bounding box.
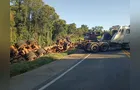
(10, 37, 78, 64)
(43, 38, 77, 53)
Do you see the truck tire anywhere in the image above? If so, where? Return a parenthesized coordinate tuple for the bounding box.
(100, 43, 109, 52)
(84, 43, 91, 52)
(90, 43, 99, 53)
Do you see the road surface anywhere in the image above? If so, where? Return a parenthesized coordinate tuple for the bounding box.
(36, 50, 130, 90)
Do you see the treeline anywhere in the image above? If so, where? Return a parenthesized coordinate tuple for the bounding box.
(10, 0, 90, 47)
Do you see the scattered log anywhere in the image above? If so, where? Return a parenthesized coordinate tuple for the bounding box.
(36, 48, 46, 57)
(16, 40, 27, 49)
(10, 45, 19, 58)
(27, 51, 37, 61)
(10, 37, 78, 63)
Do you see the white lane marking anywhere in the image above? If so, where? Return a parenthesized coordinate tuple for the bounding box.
(38, 54, 91, 90)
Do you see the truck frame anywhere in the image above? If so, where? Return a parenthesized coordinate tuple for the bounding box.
(81, 25, 130, 53)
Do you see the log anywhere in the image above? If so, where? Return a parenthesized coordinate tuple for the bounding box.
(36, 48, 46, 56)
(16, 40, 27, 49)
(27, 51, 37, 61)
(10, 45, 19, 57)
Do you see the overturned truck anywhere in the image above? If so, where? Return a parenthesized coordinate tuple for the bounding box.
(81, 25, 130, 53)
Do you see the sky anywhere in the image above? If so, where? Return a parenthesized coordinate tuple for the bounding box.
(43, 0, 130, 30)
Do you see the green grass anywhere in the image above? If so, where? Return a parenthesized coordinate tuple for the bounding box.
(10, 48, 77, 77)
(10, 57, 54, 77)
(46, 53, 68, 60)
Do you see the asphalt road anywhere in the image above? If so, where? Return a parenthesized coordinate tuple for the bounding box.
(38, 50, 130, 90)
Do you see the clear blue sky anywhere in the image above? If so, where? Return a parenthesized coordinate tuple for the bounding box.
(43, 0, 130, 30)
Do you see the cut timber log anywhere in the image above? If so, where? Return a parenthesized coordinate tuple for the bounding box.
(10, 45, 19, 57)
(27, 51, 37, 61)
(36, 48, 46, 57)
(16, 40, 27, 49)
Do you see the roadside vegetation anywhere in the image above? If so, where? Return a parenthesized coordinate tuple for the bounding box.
(10, 0, 87, 77)
(10, 0, 111, 46)
(10, 0, 113, 77)
(10, 0, 88, 46)
(10, 48, 77, 77)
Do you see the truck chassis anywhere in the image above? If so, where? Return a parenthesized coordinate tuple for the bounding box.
(81, 40, 130, 53)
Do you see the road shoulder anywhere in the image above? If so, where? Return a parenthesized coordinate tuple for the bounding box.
(10, 50, 87, 90)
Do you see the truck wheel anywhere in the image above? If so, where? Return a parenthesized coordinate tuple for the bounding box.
(100, 43, 109, 52)
(84, 43, 91, 52)
(90, 43, 99, 53)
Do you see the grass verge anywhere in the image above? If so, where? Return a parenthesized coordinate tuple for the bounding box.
(10, 48, 77, 77)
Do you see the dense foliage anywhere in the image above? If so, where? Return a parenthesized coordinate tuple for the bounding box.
(10, 0, 105, 46)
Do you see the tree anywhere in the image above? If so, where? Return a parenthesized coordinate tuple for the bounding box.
(52, 19, 68, 40)
(10, 9, 17, 44)
(91, 27, 95, 31)
(10, 0, 93, 46)
(67, 23, 76, 34)
(81, 24, 89, 33)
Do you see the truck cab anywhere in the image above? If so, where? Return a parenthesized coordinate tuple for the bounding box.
(111, 26, 130, 44)
(111, 26, 130, 49)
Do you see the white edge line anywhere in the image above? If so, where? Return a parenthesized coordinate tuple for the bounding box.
(38, 53, 91, 90)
